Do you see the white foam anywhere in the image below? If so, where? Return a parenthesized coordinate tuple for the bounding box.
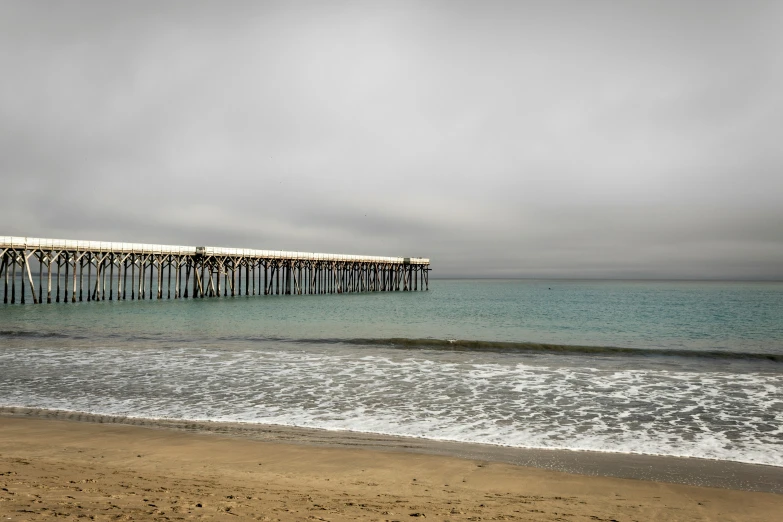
(1, 344, 781, 467)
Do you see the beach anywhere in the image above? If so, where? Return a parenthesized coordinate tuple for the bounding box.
(3, 1, 783, 518)
(2, 280, 782, 520)
(2, 412, 782, 521)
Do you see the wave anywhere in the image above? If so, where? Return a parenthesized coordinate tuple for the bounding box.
(0, 329, 75, 339)
(3, 328, 781, 362)
(320, 337, 783, 362)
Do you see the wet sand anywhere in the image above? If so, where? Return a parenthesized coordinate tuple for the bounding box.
(1, 409, 782, 521)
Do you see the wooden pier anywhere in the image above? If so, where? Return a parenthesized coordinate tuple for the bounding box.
(0, 236, 430, 304)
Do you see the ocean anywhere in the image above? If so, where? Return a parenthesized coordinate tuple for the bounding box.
(1, 279, 781, 467)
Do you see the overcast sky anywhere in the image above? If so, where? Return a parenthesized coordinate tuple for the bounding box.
(1, 1, 781, 279)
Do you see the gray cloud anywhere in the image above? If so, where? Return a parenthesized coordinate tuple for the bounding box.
(1, 1, 782, 279)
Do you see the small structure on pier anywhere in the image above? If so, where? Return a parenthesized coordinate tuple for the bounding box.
(0, 236, 429, 304)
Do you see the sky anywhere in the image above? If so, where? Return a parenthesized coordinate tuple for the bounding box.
(1, 1, 782, 279)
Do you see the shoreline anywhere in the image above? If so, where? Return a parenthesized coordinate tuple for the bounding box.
(3, 406, 782, 494)
(2, 414, 781, 521)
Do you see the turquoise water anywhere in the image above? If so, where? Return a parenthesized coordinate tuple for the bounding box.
(1, 279, 782, 465)
(3, 279, 783, 354)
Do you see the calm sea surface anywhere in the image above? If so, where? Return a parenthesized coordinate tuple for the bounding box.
(1, 279, 781, 466)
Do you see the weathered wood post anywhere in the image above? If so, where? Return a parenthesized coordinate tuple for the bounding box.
(35, 252, 43, 303)
(56, 254, 62, 302)
(2, 253, 7, 303)
(200, 261, 206, 298)
(139, 256, 145, 300)
(174, 256, 180, 299)
(24, 252, 37, 304)
(20, 253, 26, 304)
(71, 253, 78, 303)
(11, 253, 16, 304)
(183, 258, 190, 299)
(157, 256, 163, 299)
(166, 254, 171, 299)
(149, 257, 155, 300)
(130, 255, 136, 300)
(85, 253, 91, 302)
(62, 252, 69, 302)
(47, 252, 53, 303)
(94, 254, 102, 301)
(107, 253, 113, 300)
(147, 255, 152, 299)
(216, 260, 221, 297)
(120, 256, 126, 300)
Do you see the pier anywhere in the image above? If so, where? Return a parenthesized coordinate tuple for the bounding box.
(0, 236, 429, 304)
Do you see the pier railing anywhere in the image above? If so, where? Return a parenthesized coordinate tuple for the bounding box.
(0, 236, 429, 304)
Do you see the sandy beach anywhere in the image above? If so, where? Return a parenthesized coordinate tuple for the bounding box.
(1, 412, 781, 521)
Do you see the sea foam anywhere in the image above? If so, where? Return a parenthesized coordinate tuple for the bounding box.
(1, 341, 781, 467)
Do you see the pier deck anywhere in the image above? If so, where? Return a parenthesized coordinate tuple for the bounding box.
(0, 236, 429, 304)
